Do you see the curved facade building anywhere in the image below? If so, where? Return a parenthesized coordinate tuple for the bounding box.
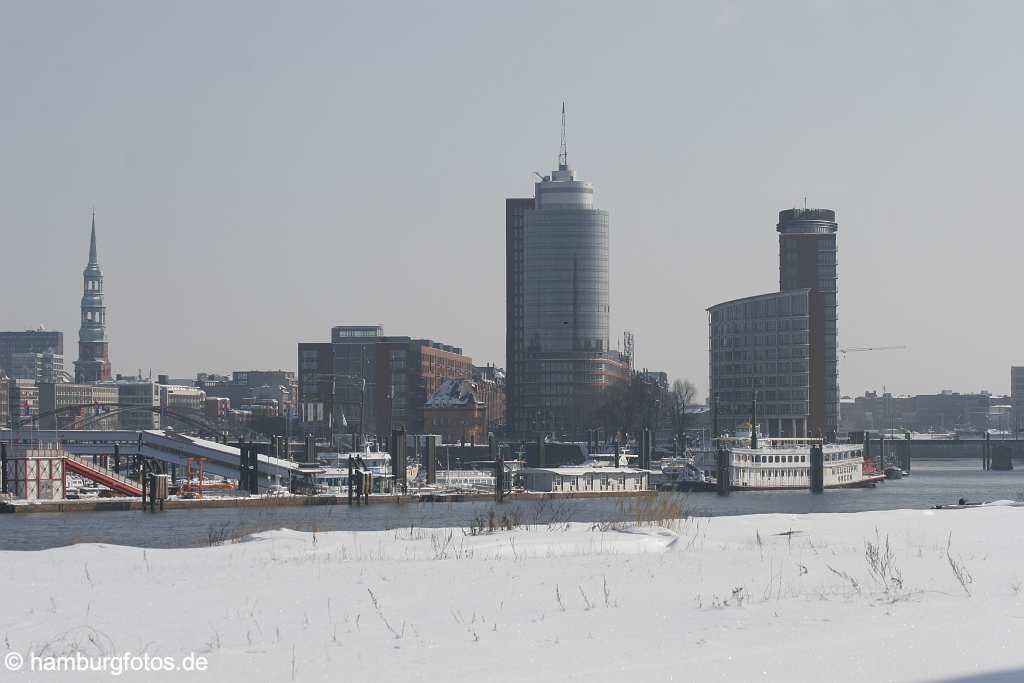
(777, 208, 838, 436)
(524, 168, 609, 354)
(707, 206, 839, 440)
(708, 290, 811, 438)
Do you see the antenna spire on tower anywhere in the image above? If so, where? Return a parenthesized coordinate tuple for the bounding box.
(558, 102, 568, 170)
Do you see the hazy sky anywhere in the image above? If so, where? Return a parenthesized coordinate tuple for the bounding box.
(3, 1, 1022, 400)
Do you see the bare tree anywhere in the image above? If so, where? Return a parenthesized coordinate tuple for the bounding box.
(670, 379, 697, 454)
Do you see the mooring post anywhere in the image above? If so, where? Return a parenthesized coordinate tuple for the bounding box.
(490, 433, 503, 503)
(984, 432, 990, 471)
(251, 446, 259, 494)
(354, 462, 363, 505)
(1, 442, 7, 494)
(809, 444, 824, 493)
(904, 432, 912, 472)
(716, 447, 730, 496)
(140, 461, 148, 510)
(238, 444, 248, 491)
(426, 435, 437, 485)
(537, 435, 545, 468)
(347, 455, 354, 505)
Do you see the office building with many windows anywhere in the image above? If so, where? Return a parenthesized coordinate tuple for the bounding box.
(506, 109, 628, 436)
(297, 326, 472, 441)
(709, 207, 840, 439)
(777, 208, 839, 436)
(708, 290, 811, 437)
(0, 329, 63, 379)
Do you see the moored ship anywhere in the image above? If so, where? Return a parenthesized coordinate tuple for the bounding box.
(722, 426, 885, 491)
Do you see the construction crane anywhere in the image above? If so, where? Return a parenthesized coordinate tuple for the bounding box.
(838, 345, 907, 357)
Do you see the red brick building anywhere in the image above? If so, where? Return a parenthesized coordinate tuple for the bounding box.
(375, 338, 472, 435)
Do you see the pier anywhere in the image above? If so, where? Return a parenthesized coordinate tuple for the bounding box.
(867, 436, 1022, 471)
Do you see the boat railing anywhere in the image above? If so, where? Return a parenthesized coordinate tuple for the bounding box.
(718, 437, 824, 448)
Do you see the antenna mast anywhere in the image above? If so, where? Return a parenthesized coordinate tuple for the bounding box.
(558, 102, 568, 170)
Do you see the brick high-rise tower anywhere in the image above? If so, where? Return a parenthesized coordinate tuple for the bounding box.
(74, 213, 111, 383)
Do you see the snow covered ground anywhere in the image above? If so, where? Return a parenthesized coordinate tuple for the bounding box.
(3, 505, 1024, 682)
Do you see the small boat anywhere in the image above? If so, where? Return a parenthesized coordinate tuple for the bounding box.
(884, 466, 903, 480)
(656, 455, 716, 492)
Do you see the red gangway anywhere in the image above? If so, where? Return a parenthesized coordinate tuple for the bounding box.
(63, 453, 143, 497)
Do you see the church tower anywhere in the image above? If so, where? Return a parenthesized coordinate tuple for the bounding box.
(74, 212, 111, 383)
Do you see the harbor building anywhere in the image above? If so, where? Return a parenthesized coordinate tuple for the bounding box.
(74, 213, 112, 383)
(507, 107, 628, 436)
(708, 207, 840, 439)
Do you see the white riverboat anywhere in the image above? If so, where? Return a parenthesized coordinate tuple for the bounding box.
(723, 426, 884, 491)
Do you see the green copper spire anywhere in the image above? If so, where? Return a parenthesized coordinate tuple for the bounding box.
(88, 211, 98, 266)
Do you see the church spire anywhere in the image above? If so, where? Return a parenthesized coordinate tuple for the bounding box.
(88, 211, 98, 266)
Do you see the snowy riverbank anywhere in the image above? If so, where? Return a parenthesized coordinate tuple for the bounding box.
(3, 506, 1024, 682)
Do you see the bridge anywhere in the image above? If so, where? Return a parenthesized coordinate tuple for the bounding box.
(2, 429, 303, 492)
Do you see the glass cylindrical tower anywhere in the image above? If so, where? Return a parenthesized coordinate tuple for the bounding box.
(524, 165, 609, 354)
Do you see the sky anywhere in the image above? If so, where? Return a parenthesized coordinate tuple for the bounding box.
(2, 1, 1022, 400)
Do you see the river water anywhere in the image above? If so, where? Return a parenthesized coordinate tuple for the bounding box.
(1, 459, 1021, 551)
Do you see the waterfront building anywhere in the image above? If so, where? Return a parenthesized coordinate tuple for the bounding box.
(74, 214, 112, 383)
(777, 208, 839, 436)
(708, 207, 840, 439)
(0, 328, 63, 378)
(508, 107, 628, 436)
(330, 325, 383, 436)
(423, 378, 489, 444)
(297, 326, 473, 439)
(297, 342, 334, 435)
(708, 290, 811, 438)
